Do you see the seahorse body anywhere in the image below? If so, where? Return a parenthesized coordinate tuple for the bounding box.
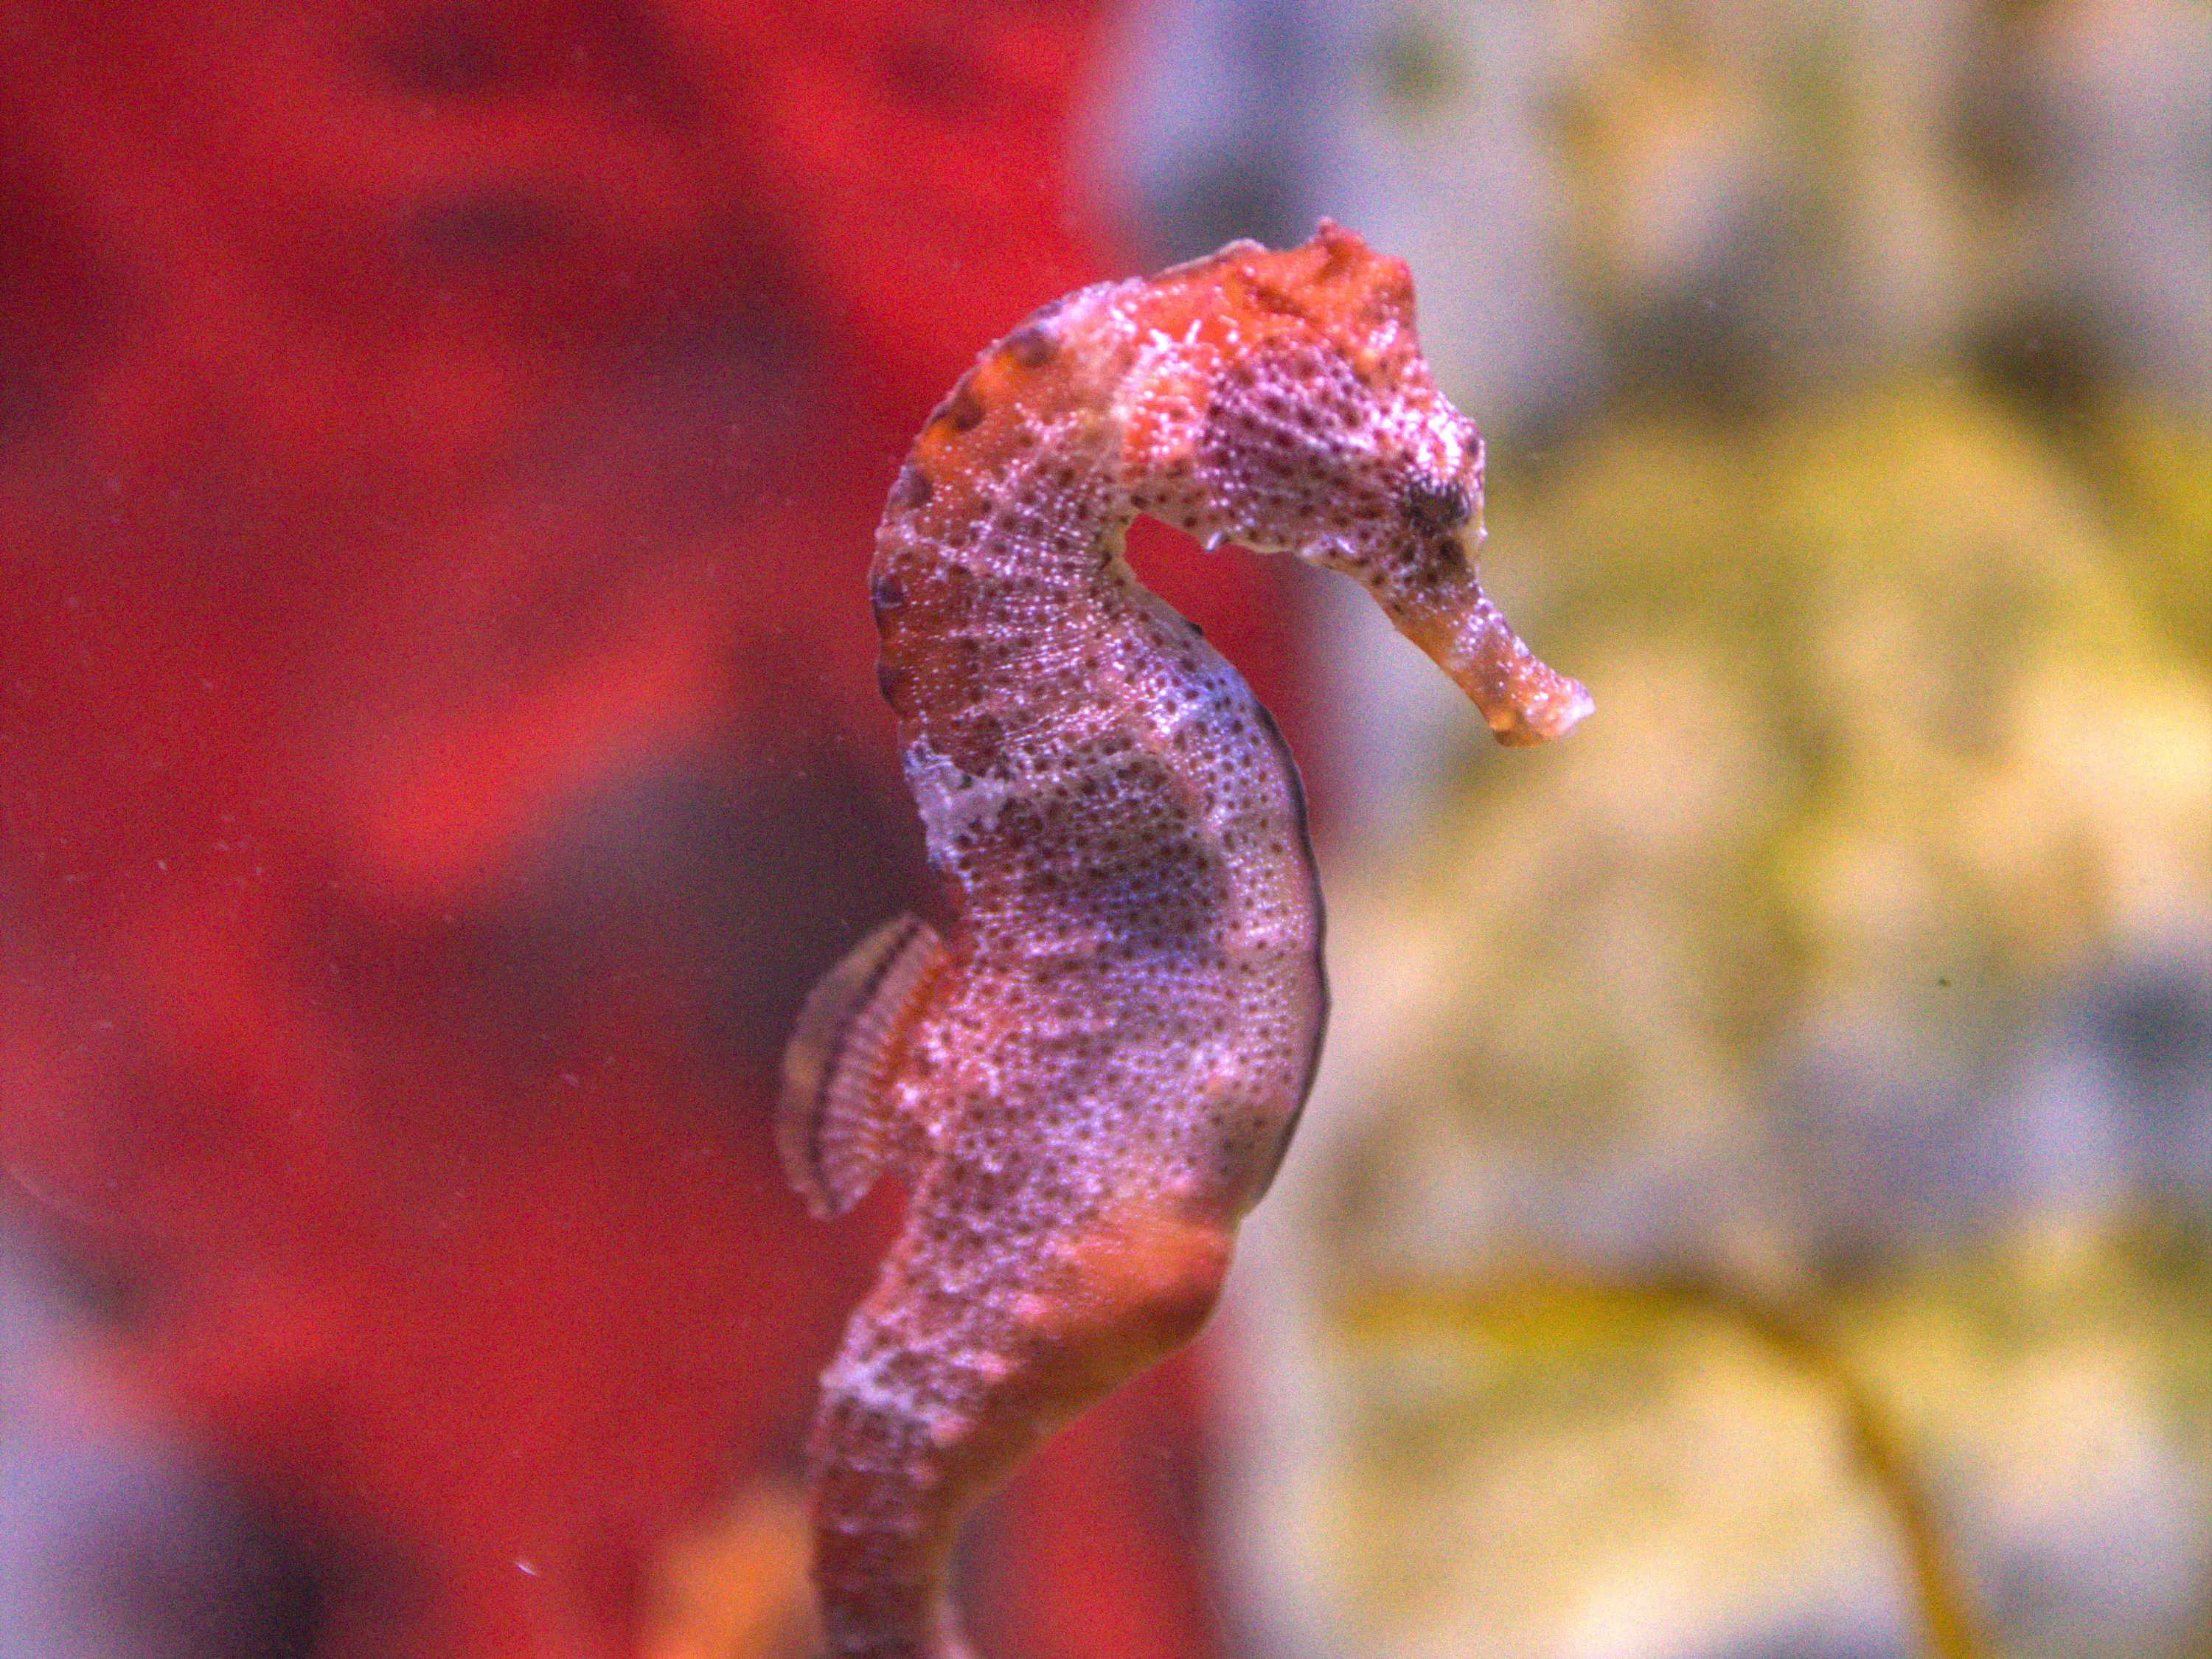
(777, 223, 1589, 1658)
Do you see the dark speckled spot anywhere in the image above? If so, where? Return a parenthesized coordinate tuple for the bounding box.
(875, 660, 914, 713)
(872, 574, 908, 616)
(888, 465, 933, 510)
(940, 378, 985, 432)
(1004, 322, 1058, 368)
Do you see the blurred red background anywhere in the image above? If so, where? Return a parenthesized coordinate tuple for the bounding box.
(0, 4, 1310, 1655)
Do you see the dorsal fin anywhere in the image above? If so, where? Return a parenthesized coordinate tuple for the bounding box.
(777, 914, 948, 1219)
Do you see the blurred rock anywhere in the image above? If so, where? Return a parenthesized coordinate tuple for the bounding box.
(1223, 383, 2211, 1658)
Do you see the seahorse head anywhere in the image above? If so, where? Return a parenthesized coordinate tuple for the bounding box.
(1112, 222, 1591, 746)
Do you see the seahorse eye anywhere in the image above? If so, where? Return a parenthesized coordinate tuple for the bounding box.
(1402, 474, 1471, 535)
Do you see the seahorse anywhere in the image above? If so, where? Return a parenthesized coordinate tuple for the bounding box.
(776, 222, 1589, 1658)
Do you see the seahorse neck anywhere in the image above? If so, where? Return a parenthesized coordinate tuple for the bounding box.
(867, 299, 1156, 785)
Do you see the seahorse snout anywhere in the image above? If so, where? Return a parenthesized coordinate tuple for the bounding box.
(1456, 643, 1595, 747)
(1397, 571, 1593, 746)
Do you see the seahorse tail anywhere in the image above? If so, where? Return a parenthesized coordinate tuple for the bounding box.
(804, 1328, 985, 1659)
(806, 1203, 1237, 1655)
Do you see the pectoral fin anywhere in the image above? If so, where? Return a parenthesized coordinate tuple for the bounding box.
(777, 914, 948, 1219)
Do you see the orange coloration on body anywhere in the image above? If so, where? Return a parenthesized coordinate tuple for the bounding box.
(779, 223, 1590, 1658)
